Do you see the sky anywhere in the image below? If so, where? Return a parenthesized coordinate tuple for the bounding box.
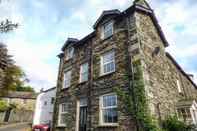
(0, 0, 197, 91)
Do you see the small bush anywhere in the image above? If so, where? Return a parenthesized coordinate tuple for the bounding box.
(0, 100, 9, 112)
(162, 115, 194, 131)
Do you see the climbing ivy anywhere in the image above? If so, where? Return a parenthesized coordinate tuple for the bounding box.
(114, 60, 161, 131)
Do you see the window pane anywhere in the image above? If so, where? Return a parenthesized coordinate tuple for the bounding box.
(103, 94, 117, 107)
(102, 51, 115, 74)
(60, 113, 67, 124)
(103, 62, 115, 73)
(64, 70, 71, 88)
(67, 47, 74, 59)
(103, 52, 114, 64)
(104, 22, 113, 38)
(61, 103, 68, 112)
(80, 63, 88, 82)
(81, 72, 88, 82)
(103, 108, 118, 123)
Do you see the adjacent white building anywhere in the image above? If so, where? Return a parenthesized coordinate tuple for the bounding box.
(33, 87, 56, 126)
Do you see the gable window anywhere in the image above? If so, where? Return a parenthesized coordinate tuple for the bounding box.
(100, 94, 118, 125)
(63, 70, 71, 88)
(80, 63, 89, 83)
(66, 47, 74, 60)
(101, 51, 115, 75)
(176, 80, 182, 93)
(58, 103, 68, 126)
(102, 21, 113, 39)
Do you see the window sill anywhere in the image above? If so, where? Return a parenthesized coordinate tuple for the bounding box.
(101, 35, 113, 43)
(98, 123, 119, 128)
(61, 87, 70, 91)
(78, 81, 88, 85)
(56, 125, 66, 128)
(99, 71, 115, 78)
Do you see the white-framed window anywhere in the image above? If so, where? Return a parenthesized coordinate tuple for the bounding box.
(66, 47, 74, 60)
(100, 51, 115, 75)
(79, 62, 89, 83)
(100, 93, 118, 125)
(176, 80, 182, 93)
(63, 70, 72, 88)
(58, 103, 68, 126)
(102, 21, 113, 39)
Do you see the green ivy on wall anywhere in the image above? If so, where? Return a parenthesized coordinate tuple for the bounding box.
(114, 60, 161, 131)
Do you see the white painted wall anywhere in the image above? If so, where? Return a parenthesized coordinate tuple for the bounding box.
(33, 88, 56, 126)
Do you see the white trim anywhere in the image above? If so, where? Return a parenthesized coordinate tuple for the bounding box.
(63, 70, 72, 89)
(66, 47, 74, 60)
(75, 101, 80, 131)
(100, 51, 115, 76)
(79, 63, 88, 83)
(58, 103, 67, 127)
(99, 93, 118, 126)
(101, 21, 114, 40)
(176, 80, 182, 93)
(190, 101, 197, 125)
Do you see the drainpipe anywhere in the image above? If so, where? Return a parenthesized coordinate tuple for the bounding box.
(87, 40, 93, 131)
(124, 11, 140, 131)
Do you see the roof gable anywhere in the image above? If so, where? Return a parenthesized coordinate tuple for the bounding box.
(93, 9, 121, 29)
(61, 38, 79, 51)
(166, 52, 197, 89)
(133, 0, 151, 9)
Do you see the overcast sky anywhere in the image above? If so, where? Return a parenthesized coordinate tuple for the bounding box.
(0, 0, 196, 91)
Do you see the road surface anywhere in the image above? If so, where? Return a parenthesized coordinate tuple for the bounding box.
(0, 123, 31, 131)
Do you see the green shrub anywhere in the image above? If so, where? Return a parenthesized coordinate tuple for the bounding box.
(162, 115, 194, 131)
(0, 100, 9, 112)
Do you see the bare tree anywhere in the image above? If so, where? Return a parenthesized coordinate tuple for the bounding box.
(0, 0, 18, 33)
(0, 19, 18, 33)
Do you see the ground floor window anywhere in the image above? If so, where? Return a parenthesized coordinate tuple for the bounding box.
(100, 93, 118, 125)
(58, 103, 68, 126)
(177, 108, 192, 123)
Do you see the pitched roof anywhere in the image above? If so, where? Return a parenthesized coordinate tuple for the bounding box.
(65, 0, 169, 47)
(124, 0, 169, 47)
(133, 0, 151, 9)
(93, 9, 121, 29)
(61, 38, 79, 51)
(0, 91, 37, 99)
(166, 52, 197, 89)
(42, 87, 56, 93)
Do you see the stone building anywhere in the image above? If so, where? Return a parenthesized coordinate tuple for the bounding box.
(0, 91, 37, 111)
(53, 0, 197, 131)
(0, 91, 37, 123)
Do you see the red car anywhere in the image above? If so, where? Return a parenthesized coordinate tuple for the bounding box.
(32, 124, 50, 131)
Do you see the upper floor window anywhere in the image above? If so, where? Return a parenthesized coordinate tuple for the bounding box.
(66, 47, 74, 60)
(100, 51, 115, 75)
(102, 21, 113, 39)
(63, 70, 72, 88)
(100, 93, 118, 125)
(80, 62, 89, 83)
(58, 103, 68, 126)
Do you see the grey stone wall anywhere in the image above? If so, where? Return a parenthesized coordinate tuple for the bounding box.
(135, 12, 197, 121)
(53, 4, 197, 131)
(53, 13, 137, 131)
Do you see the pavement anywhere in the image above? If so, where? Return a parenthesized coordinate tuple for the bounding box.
(0, 122, 31, 131)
